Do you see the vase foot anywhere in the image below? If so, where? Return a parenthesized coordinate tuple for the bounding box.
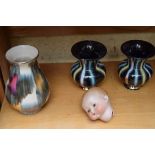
(83, 87, 89, 91)
(124, 84, 140, 90)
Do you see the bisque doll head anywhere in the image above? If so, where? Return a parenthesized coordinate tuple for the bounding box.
(82, 87, 113, 122)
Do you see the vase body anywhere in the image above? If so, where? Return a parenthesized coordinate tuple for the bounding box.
(71, 59, 106, 89)
(118, 58, 153, 89)
(5, 45, 50, 114)
(71, 40, 107, 90)
(119, 40, 155, 90)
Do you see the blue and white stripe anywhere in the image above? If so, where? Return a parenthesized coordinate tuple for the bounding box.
(118, 58, 153, 89)
(71, 60, 106, 89)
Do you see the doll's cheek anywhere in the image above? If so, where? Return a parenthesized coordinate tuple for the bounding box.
(95, 104, 104, 114)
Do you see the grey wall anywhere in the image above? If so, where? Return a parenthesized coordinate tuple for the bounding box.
(11, 33, 155, 63)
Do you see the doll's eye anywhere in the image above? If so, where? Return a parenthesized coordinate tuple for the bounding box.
(88, 109, 91, 113)
(93, 104, 96, 107)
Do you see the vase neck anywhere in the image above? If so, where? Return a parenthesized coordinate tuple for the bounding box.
(80, 59, 97, 69)
(12, 60, 37, 67)
(10, 60, 38, 76)
(128, 57, 146, 69)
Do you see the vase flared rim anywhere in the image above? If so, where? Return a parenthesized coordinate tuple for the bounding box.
(71, 40, 107, 59)
(121, 40, 155, 58)
(6, 45, 39, 64)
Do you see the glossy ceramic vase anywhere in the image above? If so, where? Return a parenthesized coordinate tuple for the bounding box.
(118, 40, 155, 90)
(71, 40, 107, 90)
(5, 45, 50, 114)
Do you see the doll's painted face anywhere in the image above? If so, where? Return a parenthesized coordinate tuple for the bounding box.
(82, 92, 109, 120)
(82, 87, 113, 122)
(83, 101, 105, 120)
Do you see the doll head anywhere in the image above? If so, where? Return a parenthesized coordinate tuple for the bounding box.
(82, 87, 113, 122)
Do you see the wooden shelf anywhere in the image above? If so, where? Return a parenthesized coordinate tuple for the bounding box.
(1, 61, 155, 128)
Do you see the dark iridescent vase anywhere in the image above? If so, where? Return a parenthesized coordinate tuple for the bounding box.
(118, 40, 155, 90)
(71, 40, 107, 90)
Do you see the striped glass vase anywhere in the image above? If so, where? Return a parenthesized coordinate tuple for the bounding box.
(118, 40, 155, 90)
(71, 40, 107, 90)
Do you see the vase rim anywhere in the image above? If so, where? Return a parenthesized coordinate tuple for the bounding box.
(71, 40, 107, 59)
(121, 40, 155, 58)
(5, 45, 39, 64)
